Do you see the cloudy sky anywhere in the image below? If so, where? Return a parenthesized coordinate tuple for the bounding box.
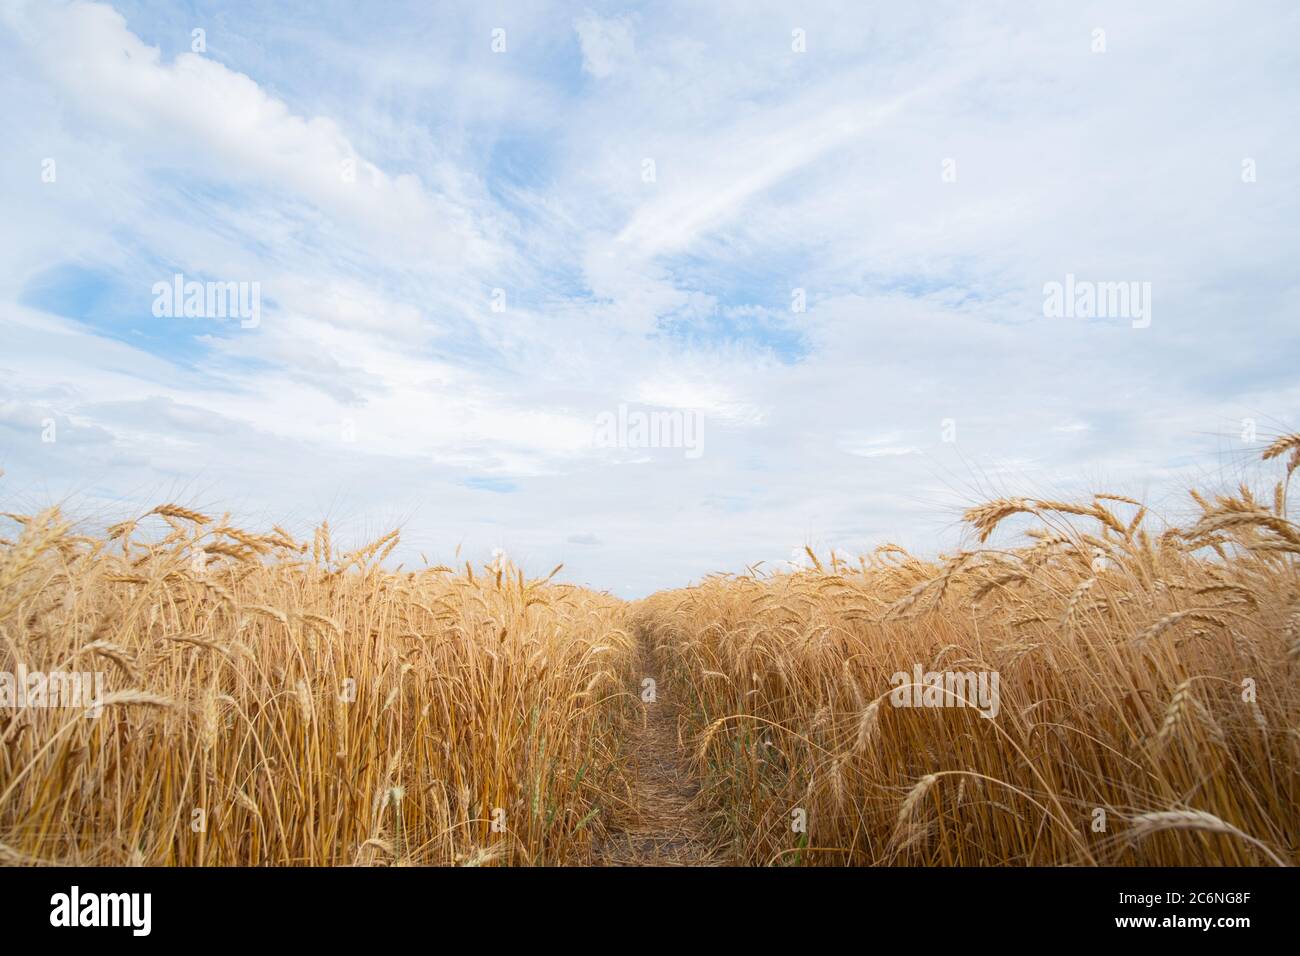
(1, 0, 1296, 596)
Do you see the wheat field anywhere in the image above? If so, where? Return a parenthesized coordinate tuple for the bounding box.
(2, 437, 1298, 866)
(0, 511, 637, 865)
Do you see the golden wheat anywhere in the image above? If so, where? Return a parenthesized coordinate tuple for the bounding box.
(638, 440, 1299, 865)
(4, 439, 1298, 866)
(0, 516, 637, 865)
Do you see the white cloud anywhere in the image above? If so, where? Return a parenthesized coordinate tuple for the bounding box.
(1, 0, 1297, 595)
(3, 0, 498, 269)
(574, 12, 636, 79)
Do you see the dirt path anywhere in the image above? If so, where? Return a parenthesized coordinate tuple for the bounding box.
(595, 651, 728, 866)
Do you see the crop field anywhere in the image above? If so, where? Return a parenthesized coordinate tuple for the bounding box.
(0, 513, 637, 865)
(2, 437, 1297, 866)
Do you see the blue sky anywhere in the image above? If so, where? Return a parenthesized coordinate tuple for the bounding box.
(1, 0, 1297, 595)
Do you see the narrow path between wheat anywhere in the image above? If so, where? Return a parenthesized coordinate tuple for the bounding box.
(595, 647, 729, 866)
